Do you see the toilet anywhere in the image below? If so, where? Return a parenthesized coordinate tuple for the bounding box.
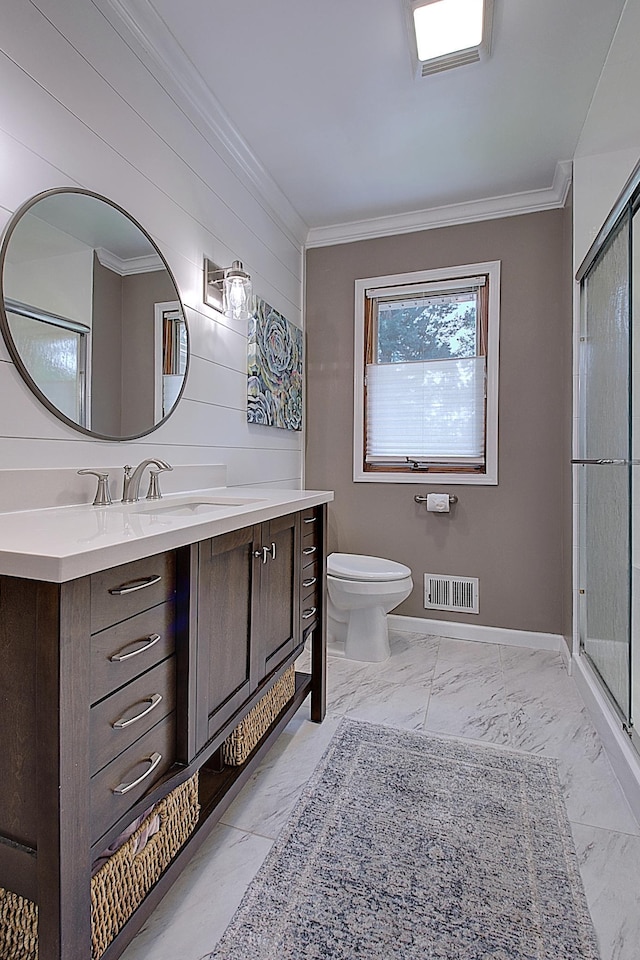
(327, 553, 413, 662)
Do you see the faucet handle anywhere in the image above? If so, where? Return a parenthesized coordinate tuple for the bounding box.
(77, 469, 113, 507)
(145, 463, 172, 500)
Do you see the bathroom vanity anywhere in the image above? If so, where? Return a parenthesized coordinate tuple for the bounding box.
(0, 487, 331, 960)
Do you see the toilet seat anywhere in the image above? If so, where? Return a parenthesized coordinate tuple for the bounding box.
(328, 552, 411, 582)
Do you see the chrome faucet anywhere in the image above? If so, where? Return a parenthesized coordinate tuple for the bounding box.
(122, 459, 173, 503)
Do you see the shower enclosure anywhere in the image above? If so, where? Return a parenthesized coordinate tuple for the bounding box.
(576, 167, 640, 753)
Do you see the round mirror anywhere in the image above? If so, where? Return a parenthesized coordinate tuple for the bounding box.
(0, 188, 189, 439)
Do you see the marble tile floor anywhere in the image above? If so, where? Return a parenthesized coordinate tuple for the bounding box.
(120, 632, 640, 960)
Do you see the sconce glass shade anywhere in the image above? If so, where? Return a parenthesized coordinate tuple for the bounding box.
(223, 260, 253, 321)
(204, 256, 253, 320)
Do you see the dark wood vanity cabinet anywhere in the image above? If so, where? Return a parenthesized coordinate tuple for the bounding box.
(193, 525, 256, 751)
(0, 501, 327, 960)
(192, 510, 313, 756)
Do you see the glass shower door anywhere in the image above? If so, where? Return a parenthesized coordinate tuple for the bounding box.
(579, 213, 631, 723)
(632, 210, 640, 737)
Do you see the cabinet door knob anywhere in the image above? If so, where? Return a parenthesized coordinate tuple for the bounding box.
(256, 542, 277, 563)
(113, 752, 162, 795)
(302, 546, 317, 556)
(302, 606, 317, 620)
(302, 577, 317, 588)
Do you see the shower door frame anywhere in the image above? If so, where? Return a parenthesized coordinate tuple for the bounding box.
(575, 161, 640, 755)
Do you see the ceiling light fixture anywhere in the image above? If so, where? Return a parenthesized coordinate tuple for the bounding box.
(410, 0, 493, 77)
(204, 257, 253, 321)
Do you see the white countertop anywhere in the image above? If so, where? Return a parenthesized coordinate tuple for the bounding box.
(0, 487, 333, 582)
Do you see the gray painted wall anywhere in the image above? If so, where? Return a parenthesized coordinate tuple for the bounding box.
(121, 269, 176, 437)
(305, 208, 573, 637)
(92, 255, 122, 436)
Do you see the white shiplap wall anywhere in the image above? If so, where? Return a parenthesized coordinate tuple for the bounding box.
(0, 0, 306, 494)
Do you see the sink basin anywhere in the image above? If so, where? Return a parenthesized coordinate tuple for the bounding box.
(134, 496, 266, 517)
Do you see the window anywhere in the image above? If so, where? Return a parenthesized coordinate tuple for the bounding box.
(354, 261, 500, 484)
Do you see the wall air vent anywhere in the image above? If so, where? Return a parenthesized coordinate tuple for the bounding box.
(424, 574, 479, 613)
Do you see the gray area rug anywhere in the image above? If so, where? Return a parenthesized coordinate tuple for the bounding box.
(207, 719, 601, 959)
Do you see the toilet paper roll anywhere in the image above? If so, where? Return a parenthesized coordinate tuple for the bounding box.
(426, 493, 450, 513)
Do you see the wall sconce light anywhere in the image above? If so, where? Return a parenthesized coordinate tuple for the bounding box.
(204, 257, 253, 321)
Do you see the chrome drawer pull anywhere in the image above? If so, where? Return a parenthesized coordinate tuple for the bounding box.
(302, 546, 317, 556)
(113, 752, 162, 795)
(110, 634, 161, 663)
(302, 577, 317, 588)
(302, 606, 317, 620)
(303, 516, 317, 524)
(113, 694, 163, 729)
(108, 575, 162, 596)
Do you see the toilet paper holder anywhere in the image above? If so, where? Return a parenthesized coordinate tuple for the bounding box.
(414, 494, 458, 505)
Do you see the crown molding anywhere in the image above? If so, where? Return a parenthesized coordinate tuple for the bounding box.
(306, 161, 573, 249)
(95, 0, 308, 249)
(95, 247, 164, 275)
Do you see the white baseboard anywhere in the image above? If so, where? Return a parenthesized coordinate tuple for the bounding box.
(388, 614, 566, 653)
(572, 652, 640, 826)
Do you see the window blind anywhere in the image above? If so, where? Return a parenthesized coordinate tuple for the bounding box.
(365, 275, 486, 300)
(365, 356, 486, 461)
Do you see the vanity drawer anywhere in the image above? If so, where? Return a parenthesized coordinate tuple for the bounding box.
(300, 507, 319, 529)
(90, 601, 176, 704)
(301, 536, 318, 568)
(90, 658, 176, 776)
(91, 712, 176, 844)
(302, 570, 318, 606)
(301, 560, 319, 632)
(300, 601, 318, 633)
(301, 561, 319, 594)
(91, 552, 176, 633)
(300, 509, 321, 633)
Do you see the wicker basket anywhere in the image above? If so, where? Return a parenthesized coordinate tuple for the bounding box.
(0, 772, 200, 960)
(222, 665, 296, 766)
(0, 890, 37, 960)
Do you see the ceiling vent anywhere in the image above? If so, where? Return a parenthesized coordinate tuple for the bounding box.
(419, 47, 481, 77)
(406, 0, 494, 79)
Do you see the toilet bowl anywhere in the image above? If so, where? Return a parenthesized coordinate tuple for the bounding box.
(327, 553, 413, 662)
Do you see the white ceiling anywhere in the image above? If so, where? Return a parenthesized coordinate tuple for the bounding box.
(122, 0, 625, 236)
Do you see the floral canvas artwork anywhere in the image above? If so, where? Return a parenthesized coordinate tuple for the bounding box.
(247, 299, 303, 430)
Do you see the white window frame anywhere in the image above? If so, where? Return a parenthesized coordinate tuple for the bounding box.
(353, 260, 500, 485)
